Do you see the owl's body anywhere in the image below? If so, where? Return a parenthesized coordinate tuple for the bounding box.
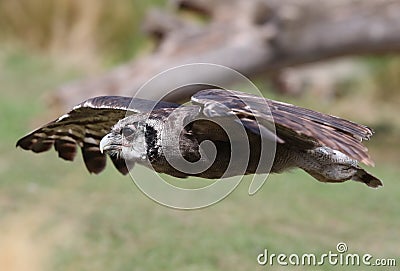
(17, 89, 382, 188)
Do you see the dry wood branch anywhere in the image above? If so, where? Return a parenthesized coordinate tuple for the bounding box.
(51, 0, 400, 111)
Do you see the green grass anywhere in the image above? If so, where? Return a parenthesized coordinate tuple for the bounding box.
(1, 49, 399, 271)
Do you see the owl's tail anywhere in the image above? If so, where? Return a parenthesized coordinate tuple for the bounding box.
(302, 166, 383, 189)
(352, 169, 383, 188)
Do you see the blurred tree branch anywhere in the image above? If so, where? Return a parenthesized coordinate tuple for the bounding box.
(51, 0, 400, 111)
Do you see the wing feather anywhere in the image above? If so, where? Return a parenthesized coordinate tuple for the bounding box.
(192, 89, 374, 166)
(16, 96, 179, 174)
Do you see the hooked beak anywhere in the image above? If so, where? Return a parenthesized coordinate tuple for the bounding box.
(99, 133, 120, 154)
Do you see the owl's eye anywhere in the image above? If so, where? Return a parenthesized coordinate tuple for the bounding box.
(122, 127, 135, 138)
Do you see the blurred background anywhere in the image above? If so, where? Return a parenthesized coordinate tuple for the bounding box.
(0, 0, 399, 270)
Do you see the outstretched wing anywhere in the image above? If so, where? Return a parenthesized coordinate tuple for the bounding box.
(192, 89, 374, 166)
(16, 96, 179, 174)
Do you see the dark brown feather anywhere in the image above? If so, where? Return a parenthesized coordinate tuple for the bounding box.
(192, 89, 375, 166)
(16, 96, 179, 174)
(54, 140, 77, 161)
(81, 143, 106, 174)
(110, 158, 134, 175)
